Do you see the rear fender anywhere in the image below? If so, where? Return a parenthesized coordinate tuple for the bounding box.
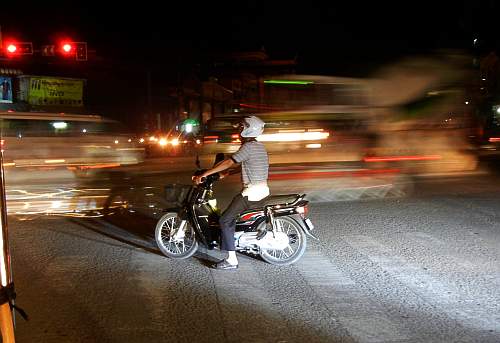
(289, 214, 319, 241)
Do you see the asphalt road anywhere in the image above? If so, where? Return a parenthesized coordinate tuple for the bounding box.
(6, 164, 500, 342)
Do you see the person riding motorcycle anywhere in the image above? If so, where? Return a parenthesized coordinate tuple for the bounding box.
(193, 116, 269, 270)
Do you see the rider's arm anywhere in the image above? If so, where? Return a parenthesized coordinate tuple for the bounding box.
(227, 164, 241, 175)
(200, 158, 235, 179)
(194, 144, 248, 184)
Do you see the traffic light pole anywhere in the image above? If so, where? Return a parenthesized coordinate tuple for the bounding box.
(0, 148, 15, 342)
(0, 305, 14, 342)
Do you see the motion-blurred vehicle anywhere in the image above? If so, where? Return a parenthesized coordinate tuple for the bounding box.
(139, 130, 202, 157)
(137, 130, 162, 156)
(139, 119, 202, 157)
(475, 103, 500, 159)
(201, 76, 375, 162)
(200, 113, 370, 164)
(0, 111, 145, 174)
(242, 69, 479, 172)
(202, 115, 335, 151)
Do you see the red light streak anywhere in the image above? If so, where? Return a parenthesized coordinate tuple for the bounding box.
(363, 155, 442, 162)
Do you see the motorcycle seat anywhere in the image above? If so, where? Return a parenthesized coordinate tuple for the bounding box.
(253, 194, 302, 208)
(238, 194, 304, 221)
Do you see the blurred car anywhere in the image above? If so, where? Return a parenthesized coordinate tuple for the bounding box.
(200, 114, 340, 155)
(476, 103, 500, 159)
(0, 111, 145, 172)
(135, 130, 158, 157)
(139, 130, 202, 157)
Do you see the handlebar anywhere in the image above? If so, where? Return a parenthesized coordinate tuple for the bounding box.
(192, 171, 220, 186)
(204, 173, 220, 183)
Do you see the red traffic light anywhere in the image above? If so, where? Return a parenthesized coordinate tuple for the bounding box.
(3, 42, 33, 56)
(6, 44, 17, 53)
(62, 43, 72, 53)
(57, 41, 87, 60)
(60, 42, 74, 55)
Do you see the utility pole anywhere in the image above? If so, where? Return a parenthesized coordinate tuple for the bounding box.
(0, 26, 24, 337)
(0, 26, 15, 339)
(0, 148, 15, 342)
(146, 70, 153, 131)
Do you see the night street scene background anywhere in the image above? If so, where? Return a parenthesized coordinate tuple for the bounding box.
(0, 1, 500, 342)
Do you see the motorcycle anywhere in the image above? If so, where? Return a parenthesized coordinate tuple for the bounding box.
(154, 154, 318, 265)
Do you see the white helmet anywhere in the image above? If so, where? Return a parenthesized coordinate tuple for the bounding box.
(240, 116, 265, 138)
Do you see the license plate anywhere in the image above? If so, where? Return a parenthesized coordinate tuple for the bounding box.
(304, 218, 314, 230)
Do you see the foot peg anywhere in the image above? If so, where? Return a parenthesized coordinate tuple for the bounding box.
(256, 229, 267, 240)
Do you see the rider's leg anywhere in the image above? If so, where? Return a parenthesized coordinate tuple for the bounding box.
(219, 194, 249, 265)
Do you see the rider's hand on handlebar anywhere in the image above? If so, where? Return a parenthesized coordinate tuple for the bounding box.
(192, 175, 206, 185)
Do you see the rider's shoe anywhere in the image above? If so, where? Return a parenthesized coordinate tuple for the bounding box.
(213, 259, 238, 270)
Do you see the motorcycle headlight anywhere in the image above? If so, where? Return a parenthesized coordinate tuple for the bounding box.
(208, 199, 217, 209)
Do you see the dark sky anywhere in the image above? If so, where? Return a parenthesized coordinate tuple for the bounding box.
(3, 1, 500, 126)
(2, 1, 499, 75)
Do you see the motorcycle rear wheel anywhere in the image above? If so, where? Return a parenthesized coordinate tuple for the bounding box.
(155, 212, 198, 259)
(259, 217, 307, 265)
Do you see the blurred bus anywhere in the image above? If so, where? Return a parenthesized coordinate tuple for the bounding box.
(0, 111, 145, 172)
(259, 75, 370, 109)
(202, 75, 373, 162)
(203, 72, 478, 171)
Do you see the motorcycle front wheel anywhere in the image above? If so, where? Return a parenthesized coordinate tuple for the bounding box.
(155, 212, 198, 259)
(259, 217, 307, 266)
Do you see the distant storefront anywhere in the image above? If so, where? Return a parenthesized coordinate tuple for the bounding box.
(0, 68, 22, 105)
(0, 76, 13, 103)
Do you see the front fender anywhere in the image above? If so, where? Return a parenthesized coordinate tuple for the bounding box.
(161, 206, 184, 214)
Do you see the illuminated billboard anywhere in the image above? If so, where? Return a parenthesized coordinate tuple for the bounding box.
(18, 76, 85, 107)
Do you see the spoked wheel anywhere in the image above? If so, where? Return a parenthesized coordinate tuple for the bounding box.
(259, 217, 307, 265)
(155, 212, 198, 259)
